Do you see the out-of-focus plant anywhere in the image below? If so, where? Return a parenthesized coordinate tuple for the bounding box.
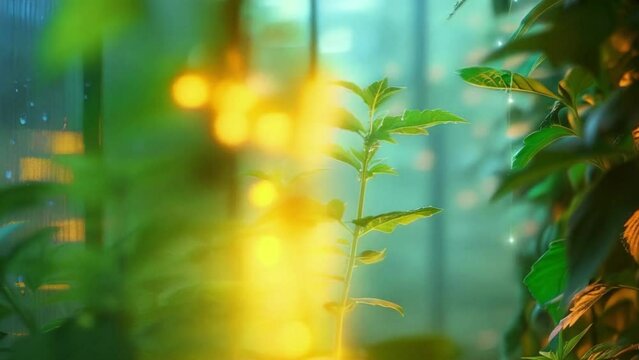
(459, 0, 639, 358)
(325, 79, 466, 359)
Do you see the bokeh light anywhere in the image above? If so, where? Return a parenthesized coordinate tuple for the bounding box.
(248, 180, 278, 208)
(254, 112, 292, 151)
(171, 73, 210, 109)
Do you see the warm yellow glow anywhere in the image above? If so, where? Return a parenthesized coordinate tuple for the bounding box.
(274, 321, 313, 358)
(212, 112, 249, 146)
(254, 112, 292, 151)
(38, 283, 71, 291)
(171, 73, 210, 109)
(20, 157, 72, 183)
(248, 180, 278, 208)
(51, 131, 84, 154)
(53, 218, 85, 242)
(254, 235, 282, 267)
(211, 81, 257, 147)
(295, 77, 337, 162)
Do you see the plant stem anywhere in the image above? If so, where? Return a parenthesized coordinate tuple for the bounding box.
(335, 144, 371, 360)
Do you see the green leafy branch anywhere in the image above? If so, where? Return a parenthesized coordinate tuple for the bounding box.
(327, 78, 466, 359)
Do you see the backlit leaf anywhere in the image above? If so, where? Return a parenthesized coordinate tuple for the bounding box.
(368, 163, 398, 177)
(335, 81, 369, 104)
(352, 297, 404, 316)
(354, 207, 441, 236)
(335, 108, 365, 134)
(326, 199, 346, 221)
(378, 109, 467, 136)
(513, 125, 576, 170)
(622, 210, 639, 263)
(357, 249, 386, 265)
(459, 67, 560, 101)
(550, 284, 613, 340)
(329, 144, 362, 171)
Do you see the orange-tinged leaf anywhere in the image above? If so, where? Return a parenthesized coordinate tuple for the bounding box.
(549, 283, 613, 340)
(623, 210, 639, 263)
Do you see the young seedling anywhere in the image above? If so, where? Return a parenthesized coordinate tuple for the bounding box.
(327, 78, 467, 359)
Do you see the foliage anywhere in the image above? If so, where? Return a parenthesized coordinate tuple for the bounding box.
(327, 79, 466, 359)
(460, 0, 639, 358)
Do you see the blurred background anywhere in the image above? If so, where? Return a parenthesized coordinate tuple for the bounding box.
(0, 0, 546, 359)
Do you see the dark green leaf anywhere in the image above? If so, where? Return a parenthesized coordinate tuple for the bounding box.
(566, 160, 639, 298)
(559, 67, 595, 107)
(493, 137, 624, 199)
(357, 249, 386, 265)
(523, 240, 567, 323)
(513, 125, 576, 170)
(354, 207, 441, 235)
(352, 297, 404, 316)
(561, 325, 592, 359)
(510, 0, 562, 41)
(486, 1, 616, 75)
(459, 67, 560, 100)
(584, 83, 639, 146)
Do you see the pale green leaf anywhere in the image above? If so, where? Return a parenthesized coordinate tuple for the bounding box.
(326, 199, 346, 221)
(329, 144, 362, 171)
(357, 249, 386, 265)
(513, 125, 576, 170)
(459, 67, 560, 101)
(354, 207, 442, 235)
(352, 297, 404, 316)
(368, 163, 398, 177)
(335, 108, 365, 134)
(335, 80, 370, 104)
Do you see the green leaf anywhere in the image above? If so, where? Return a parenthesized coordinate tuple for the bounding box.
(566, 160, 639, 298)
(329, 144, 362, 171)
(510, 0, 562, 41)
(354, 207, 441, 236)
(335, 108, 365, 134)
(352, 297, 404, 316)
(368, 163, 398, 177)
(459, 67, 560, 101)
(357, 249, 386, 265)
(380, 109, 467, 134)
(559, 67, 595, 107)
(493, 137, 624, 199)
(335, 80, 369, 104)
(326, 199, 346, 221)
(0, 183, 62, 220)
(523, 240, 567, 323)
(561, 325, 592, 359)
(512, 125, 576, 170)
